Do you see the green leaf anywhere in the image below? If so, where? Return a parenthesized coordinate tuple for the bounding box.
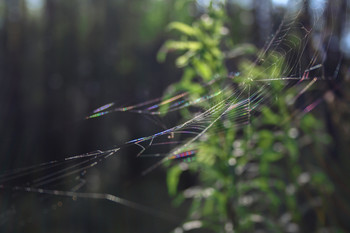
(193, 59, 213, 80)
(167, 166, 183, 196)
(168, 21, 198, 36)
(203, 198, 215, 216)
(175, 51, 195, 67)
(166, 40, 202, 51)
(258, 130, 274, 149)
(262, 107, 280, 125)
(262, 152, 284, 162)
(300, 114, 318, 130)
(157, 41, 201, 62)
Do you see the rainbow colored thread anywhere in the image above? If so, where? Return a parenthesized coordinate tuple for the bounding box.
(169, 150, 196, 160)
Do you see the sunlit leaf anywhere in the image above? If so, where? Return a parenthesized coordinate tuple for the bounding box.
(168, 21, 198, 37)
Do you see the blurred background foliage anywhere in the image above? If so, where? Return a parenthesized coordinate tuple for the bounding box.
(0, 0, 350, 232)
(161, 1, 349, 232)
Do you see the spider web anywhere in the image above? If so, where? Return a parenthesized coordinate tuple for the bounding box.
(0, 0, 346, 231)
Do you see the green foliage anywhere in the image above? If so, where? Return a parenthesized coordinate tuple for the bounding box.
(158, 2, 228, 86)
(159, 1, 336, 233)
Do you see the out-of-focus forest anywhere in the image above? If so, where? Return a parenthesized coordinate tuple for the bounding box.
(0, 0, 350, 232)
